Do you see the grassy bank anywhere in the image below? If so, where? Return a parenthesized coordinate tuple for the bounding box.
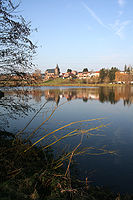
(29, 78, 128, 87)
(0, 78, 131, 87)
(1, 130, 133, 200)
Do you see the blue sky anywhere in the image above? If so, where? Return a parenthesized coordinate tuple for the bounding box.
(20, 0, 133, 72)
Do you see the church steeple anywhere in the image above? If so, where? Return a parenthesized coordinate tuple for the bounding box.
(55, 64, 60, 75)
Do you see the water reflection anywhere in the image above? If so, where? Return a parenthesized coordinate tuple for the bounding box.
(1, 86, 133, 192)
(11, 86, 133, 106)
(0, 89, 35, 129)
(2, 86, 133, 125)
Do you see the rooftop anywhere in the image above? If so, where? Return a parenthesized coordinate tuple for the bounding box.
(46, 69, 55, 73)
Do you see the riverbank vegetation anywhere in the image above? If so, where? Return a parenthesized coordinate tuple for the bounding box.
(1, 130, 133, 200)
(29, 78, 133, 88)
(31, 78, 124, 87)
(0, 77, 130, 87)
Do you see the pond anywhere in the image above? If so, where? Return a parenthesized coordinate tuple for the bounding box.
(1, 86, 133, 193)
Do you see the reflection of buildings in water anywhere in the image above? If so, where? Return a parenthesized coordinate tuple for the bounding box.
(43, 88, 100, 103)
(44, 90, 60, 105)
(88, 94, 99, 100)
(33, 87, 133, 106)
(6, 87, 133, 105)
(43, 87, 133, 106)
(59, 94, 63, 99)
(30, 90, 43, 102)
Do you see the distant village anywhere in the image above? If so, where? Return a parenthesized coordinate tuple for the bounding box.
(44, 65, 100, 80)
(1, 64, 133, 85)
(44, 64, 133, 84)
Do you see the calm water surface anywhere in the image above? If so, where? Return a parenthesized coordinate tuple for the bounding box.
(1, 86, 133, 193)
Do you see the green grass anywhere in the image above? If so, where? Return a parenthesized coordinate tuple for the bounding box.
(0, 78, 131, 87)
(30, 78, 126, 87)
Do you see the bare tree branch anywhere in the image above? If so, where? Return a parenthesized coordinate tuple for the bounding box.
(0, 0, 37, 75)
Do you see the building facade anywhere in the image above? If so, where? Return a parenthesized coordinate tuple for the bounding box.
(45, 65, 60, 80)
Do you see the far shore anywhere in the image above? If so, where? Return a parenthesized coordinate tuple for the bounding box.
(26, 81, 133, 88)
(0, 78, 133, 88)
(30, 83, 132, 87)
(0, 83, 132, 88)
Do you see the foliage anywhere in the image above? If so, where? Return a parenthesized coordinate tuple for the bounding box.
(32, 69, 42, 81)
(0, 131, 67, 200)
(1, 131, 133, 200)
(0, 88, 37, 129)
(127, 67, 130, 73)
(124, 64, 133, 73)
(29, 78, 120, 87)
(0, 0, 36, 74)
(124, 64, 127, 72)
(83, 68, 88, 72)
(99, 68, 109, 83)
(108, 67, 119, 82)
(100, 68, 119, 83)
(67, 69, 72, 73)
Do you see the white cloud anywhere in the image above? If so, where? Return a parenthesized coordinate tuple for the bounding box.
(82, 2, 109, 30)
(118, 0, 125, 7)
(82, 1, 130, 39)
(110, 20, 131, 39)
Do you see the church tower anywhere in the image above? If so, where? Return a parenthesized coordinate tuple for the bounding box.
(55, 64, 60, 76)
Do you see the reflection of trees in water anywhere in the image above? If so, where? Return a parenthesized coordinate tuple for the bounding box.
(1, 86, 133, 129)
(44, 87, 133, 106)
(99, 88, 106, 103)
(99, 87, 117, 104)
(115, 86, 133, 106)
(83, 97, 88, 102)
(0, 90, 35, 129)
(65, 90, 77, 101)
(45, 87, 117, 104)
(124, 99, 131, 106)
(44, 88, 99, 103)
(98, 87, 133, 106)
(109, 91, 115, 104)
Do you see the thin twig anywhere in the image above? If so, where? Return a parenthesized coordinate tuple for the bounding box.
(16, 100, 48, 136)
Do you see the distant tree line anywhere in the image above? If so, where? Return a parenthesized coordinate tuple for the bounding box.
(124, 64, 133, 73)
(99, 67, 119, 83)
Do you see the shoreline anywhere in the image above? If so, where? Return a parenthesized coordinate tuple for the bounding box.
(1, 82, 133, 91)
(24, 83, 133, 88)
(1, 77, 133, 88)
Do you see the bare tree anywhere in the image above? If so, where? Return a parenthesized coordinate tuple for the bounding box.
(0, 0, 37, 74)
(0, 0, 37, 125)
